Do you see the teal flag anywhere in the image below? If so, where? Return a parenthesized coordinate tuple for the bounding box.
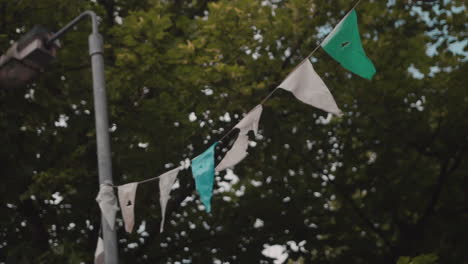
(191, 142, 218, 213)
(321, 10, 376, 80)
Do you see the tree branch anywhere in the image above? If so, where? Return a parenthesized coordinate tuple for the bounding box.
(330, 180, 394, 252)
(418, 145, 466, 226)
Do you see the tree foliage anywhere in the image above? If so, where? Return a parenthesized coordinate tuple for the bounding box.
(0, 0, 467, 263)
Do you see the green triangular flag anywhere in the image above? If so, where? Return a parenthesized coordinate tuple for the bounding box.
(321, 10, 376, 80)
(191, 142, 218, 213)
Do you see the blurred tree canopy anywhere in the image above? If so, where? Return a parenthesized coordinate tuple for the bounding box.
(0, 0, 466, 263)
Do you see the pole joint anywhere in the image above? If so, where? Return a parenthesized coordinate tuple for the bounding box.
(89, 33, 104, 56)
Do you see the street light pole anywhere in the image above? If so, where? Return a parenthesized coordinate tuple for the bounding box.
(1, 10, 118, 262)
(87, 13, 119, 264)
(60, 11, 117, 264)
(40, 11, 119, 263)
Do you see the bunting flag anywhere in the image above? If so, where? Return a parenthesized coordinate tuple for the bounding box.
(216, 105, 263, 172)
(94, 236, 104, 264)
(96, 184, 119, 230)
(159, 167, 181, 233)
(321, 9, 376, 80)
(216, 134, 249, 172)
(278, 59, 342, 116)
(191, 142, 218, 213)
(235, 105, 263, 136)
(117, 182, 138, 233)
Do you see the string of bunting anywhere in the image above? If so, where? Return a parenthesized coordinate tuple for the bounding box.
(94, 0, 376, 261)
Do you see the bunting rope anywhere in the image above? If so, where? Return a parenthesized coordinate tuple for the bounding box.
(107, 0, 365, 189)
(95, 0, 376, 241)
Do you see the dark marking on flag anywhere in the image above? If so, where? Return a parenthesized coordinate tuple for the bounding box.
(127, 200, 132, 206)
(341, 41, 350, 48)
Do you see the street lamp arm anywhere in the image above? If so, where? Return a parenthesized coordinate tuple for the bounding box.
(46, 10, 99, 47)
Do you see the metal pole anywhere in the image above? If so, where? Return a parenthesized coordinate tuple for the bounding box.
(0, 10, 118, 262)
(86, 12, 119, 264)
(50, 11, 118, 263)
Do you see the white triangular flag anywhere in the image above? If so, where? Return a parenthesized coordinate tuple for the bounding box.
(278, 59, 342, 116)
(216, 105, 263, 172)
(94, 237, 104, 264)
(159, 167, 181, 233)
(235, 105, 263, 136)
(215, 134, 249, 172)
(96, 184, 119, 230)
(117, 182, 138, 233)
